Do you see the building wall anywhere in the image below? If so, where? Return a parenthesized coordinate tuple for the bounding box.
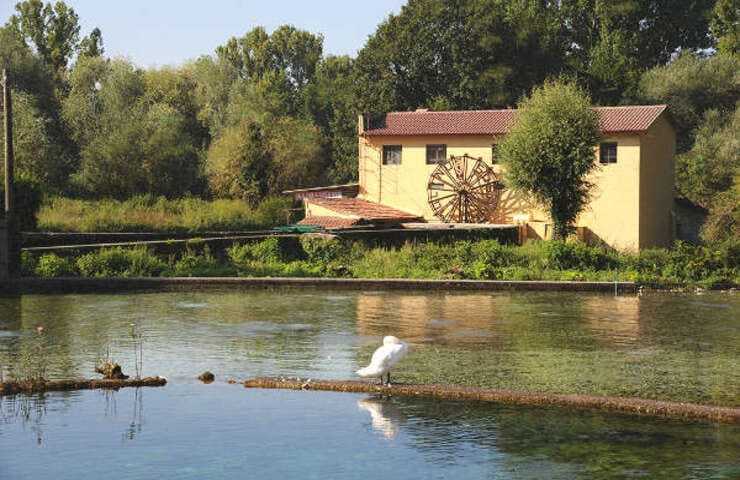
(357, 114, 675, 250)
(638, 115, 676, 248)
(359, 134, 503, 220)
(576, 135, 642, 250)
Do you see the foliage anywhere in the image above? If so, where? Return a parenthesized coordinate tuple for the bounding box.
(497, 79, 601, 239)
(711, 0, 739, 54)
(676, 108, 739, 208)
(34, 253, 75, 277)
(0, 173, 43, 231)
(205, 115, 323, 201)
(36, 195, 291, 232)
(701, 190, 739, 243)
(75, 247, 167, 277)
(23, 237, 740, 287)
(637, 52, 739, 152)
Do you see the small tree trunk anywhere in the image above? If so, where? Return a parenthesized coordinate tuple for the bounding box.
(552, 222, 569, 240)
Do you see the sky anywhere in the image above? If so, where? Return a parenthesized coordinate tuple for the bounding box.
(0, 0, 407, 68)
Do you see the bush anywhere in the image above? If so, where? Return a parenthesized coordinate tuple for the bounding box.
(34, 253, 76, 278)
(168, 248, 234, 277)
(542, 240, 620, 271)
(75, 247, 167, 277)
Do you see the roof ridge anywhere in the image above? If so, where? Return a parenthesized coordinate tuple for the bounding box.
(387, 105, 667, 115)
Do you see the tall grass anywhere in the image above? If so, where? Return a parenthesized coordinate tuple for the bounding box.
(36, 195, 292, 232)
(21, 238, 740, 287)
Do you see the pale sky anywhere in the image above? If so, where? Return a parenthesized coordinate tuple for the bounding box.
(0, 0, 407, 67)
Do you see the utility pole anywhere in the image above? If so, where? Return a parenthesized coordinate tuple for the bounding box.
(2, 68, 17, 279)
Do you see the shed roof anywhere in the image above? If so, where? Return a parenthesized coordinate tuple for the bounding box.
(362, 105, 668, 137)
(307, 198, 421, 222)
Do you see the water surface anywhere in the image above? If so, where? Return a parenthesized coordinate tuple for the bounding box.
(0, 289, 738, 479)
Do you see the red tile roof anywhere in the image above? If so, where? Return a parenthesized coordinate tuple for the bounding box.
(298, 216, 361, 229)
(308, 198, 421, 222)
(362, 105, 668, 137)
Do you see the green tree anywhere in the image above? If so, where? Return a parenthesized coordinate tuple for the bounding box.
(65, 58, 203, 198)
(305, 55, 358, 183)
(637, 52, 739, 152)
(711, 0, 739, 55)
(354, 0, 566, 112)
(497, 80, 601, 240)
(0, 91, 71, 190)
(205, 116, 323, 201)
(78, 27, 104, 58)
(676, 108, 739, 208)
(206, 120, 268, 201)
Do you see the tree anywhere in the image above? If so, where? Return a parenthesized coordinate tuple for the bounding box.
(676, 108, 739, 209)
(354, 0, 566, 112)
(305, 55, 358, 183)
(206, 120, 268, 202)
(65, 58, 204, 198)
(637, 52, 739, 152)
(497, 79, 601, 240)
(79, 27, 104, 58)
(711, 0, 739, 55)
(1, 91, 71, 191)
(205, 116, 323, 201)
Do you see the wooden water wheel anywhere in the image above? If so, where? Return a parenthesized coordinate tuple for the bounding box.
(427, 154, 502, 223)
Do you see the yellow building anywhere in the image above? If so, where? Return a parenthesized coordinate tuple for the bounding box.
(294, 105, 675, 250)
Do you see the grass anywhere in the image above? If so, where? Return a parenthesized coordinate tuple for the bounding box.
(21, 237, 740, 287)
(36, 195, 292, 232)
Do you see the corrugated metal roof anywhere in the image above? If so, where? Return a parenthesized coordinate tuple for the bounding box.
(363, 105, 668, 137)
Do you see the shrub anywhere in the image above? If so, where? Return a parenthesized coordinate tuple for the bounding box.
(20, 251, 37, 277)
(35, 254, 76, 278)
(76, 247, 167, 277)
(542, 240, 620, 271)
(168, 248, 234, 277)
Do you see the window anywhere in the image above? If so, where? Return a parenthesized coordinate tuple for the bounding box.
(599, 142, 618, 164)
(382, 145, 402, 165)
(491, 144, 498, 164)
(426, 144, 447, 164)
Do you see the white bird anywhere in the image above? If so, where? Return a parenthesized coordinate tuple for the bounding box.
(356, 336, 409, 385)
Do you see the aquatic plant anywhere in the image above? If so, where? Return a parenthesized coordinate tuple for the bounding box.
(13, 326, 51, 383)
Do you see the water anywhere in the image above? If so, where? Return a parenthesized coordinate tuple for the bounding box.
(0, 289, 738, 479)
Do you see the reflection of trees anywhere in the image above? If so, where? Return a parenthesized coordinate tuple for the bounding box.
(389, 396, 740, 479)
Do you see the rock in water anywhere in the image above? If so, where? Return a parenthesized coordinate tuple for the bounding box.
(95, 361, 129, 380)
(198, 371, 215, 383)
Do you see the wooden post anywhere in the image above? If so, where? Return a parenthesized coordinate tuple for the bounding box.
(2, 68, 17, 279)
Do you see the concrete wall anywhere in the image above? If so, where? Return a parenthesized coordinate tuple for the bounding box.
(639, 115, 676, 248)
(358, 115, 676, 250)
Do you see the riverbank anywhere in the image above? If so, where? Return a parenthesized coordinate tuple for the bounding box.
(18, 236, 739, 288)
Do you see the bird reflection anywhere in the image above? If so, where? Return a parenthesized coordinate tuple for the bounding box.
(357, 396, 405, 440)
